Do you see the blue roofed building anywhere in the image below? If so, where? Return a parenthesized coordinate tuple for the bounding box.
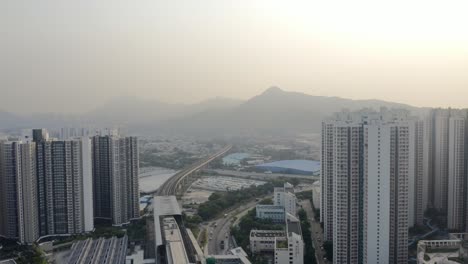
(254, 160, 320, 175)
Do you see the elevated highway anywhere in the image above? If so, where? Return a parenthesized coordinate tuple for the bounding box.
(151, 147, 232, 263)
(154, 145, 232, 196)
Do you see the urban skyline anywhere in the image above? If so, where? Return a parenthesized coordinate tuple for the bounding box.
(3, 1, 468, 263)
(0, 129, 139, 245)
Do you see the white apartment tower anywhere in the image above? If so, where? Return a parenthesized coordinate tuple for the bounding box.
(413, 120, 426, 226)
(322, 109, 413, 264)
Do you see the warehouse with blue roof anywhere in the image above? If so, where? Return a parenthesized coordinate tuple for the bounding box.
(254, 160, 320, 175)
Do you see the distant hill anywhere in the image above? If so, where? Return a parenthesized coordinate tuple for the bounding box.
(157, 87, 422, 136)
(0, 96, 244, 132)
(0, 87, 424, 136)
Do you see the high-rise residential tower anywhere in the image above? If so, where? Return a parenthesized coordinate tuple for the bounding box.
(34, 135, 94, 236)
(321, 121, 334, 242)
(0, 141, 39, 244)
(321, 109, 413, 264)
(424, 109, 466, 230)
(413, 120, 426, 226)
(92, 135, 139, 226)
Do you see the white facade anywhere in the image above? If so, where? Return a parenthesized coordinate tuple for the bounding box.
(81, 137, 94, 232)
(413, 120, 425, 226)
(274, 232, 304, 264)
(311, 181, 320, 210)
(250, 230, 303, 264)
(274, 183, 297, 216)
(322, 109, 412, 264)
(363, 122, 410, 264)
(250, 230, 286, 253)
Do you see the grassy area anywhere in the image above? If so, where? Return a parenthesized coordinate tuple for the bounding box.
(191, 226, 200, 238)
(276, 240, 288, 248)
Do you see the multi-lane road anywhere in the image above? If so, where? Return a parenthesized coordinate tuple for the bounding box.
(155, 145, 232, 196)
(301, 200, 330, 264)
(205, 199, 260, 255)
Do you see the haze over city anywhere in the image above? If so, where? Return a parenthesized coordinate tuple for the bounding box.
(2, 0, 468, 113)
(3, 2, 468, 264)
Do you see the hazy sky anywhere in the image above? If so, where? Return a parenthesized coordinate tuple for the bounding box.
(2, 0, 468, 113)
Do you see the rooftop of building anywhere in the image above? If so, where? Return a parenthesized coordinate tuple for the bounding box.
(250, 230, 285, 238)
(417, 233, 468, 264)
(256, 160, 320, 175)
(163, 217, 190, 264)
(153, 195, 182, 248)
(286, 213, 302, 237)
(256, 204, 284, 210)
(67, 235, 128, 264)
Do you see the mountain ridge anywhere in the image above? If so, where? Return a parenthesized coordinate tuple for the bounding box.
(0, 88, 425, 135)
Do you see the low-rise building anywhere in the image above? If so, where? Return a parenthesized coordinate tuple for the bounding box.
(417, 233, 468, 264)
(250, 230, 286, 254)
(206, 247, 251, 264)
(256, 205, 285, 223)
(274, 183, 297, 216)
(249, 229, 303, 264)
(274, 232, 304, 264)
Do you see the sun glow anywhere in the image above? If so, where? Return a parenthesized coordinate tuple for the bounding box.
(257, 0, 468, 45)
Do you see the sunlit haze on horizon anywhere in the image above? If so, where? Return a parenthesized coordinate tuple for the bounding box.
(2, 0, 468, 113)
